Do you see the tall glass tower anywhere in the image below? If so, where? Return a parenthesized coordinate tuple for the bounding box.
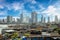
(7, 15, 13, 23)
(55, 15, 58, 24)
(31, 12, 37, 24)
(20, 13, 23, 23)
(48, 16, 50, 23)
(41, 15, 44, 23)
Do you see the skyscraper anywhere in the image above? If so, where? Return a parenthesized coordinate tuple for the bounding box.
(41, 15, 44, 23)
(48, 16, 50, 23)
(43, 17, 45, 23)
(17, 18, 20, 23)
(31, 12, 37, 24)
(55, 15, 58, 23)
(23, 16, 30, 23)
(7, 15, 13, 23)
(20, 13, 23, 23)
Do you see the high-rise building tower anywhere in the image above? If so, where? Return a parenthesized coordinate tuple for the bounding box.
(43, 17, 45, 23)
(20, 13, 23, 23)
(55, 15, 58, 23)
(2, 19, 5, 23)
(7, 15, 13, 23)
(41, 15, 46, 23)
(31, 12, 37, 24)
(23, 16, 30, 23)
(29, 18, 32, 24)
(41, 15, 44, 23)
(48, 16, 50, 23)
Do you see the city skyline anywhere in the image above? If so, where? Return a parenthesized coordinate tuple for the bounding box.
(0, 0, 60, 22)
(0, 12, 59, 23)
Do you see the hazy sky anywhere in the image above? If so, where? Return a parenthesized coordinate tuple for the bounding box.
(0, 0, 60, 21)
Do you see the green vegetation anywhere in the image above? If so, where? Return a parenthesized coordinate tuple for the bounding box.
(11, 32, 19, 38)
(53, 28, 60, 34)
(51, 25, 58, 29)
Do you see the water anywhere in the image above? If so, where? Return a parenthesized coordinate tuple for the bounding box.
(22, 37, 51, 40)
(0, 24, 8, 34)
(29, 37, 44, 40)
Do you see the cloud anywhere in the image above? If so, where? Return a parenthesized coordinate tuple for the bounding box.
(5, 4, 12, 10)
(0, 0, 4, 2)
(54, 0, 60, 7)
(41, 5, 60, 22)
(0, 5, 4, 9)
(30, 5, 35, 10)
(0, 11, 7, 16)
(31, 0, 37, 4)
(39, 4, 45, 11)
(12, 3, 20, 10)
(0, 17, 6, 19)
(42, 6, 59, 16)
(20, 9, 31, 17)
(34, 4, 45, 14)
(24, 0, 37, 4)
(5, 2, 24, 11)
(12, 3, 24, 10)
(42, 6, 56, 14)
(0, 12, 4, 15)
